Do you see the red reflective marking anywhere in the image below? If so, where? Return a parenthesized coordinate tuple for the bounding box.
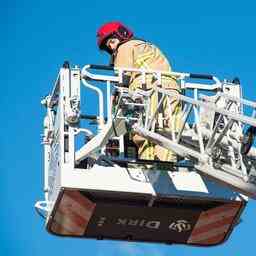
(53, 211, 84, 235)
(190, 215, 233, 237)
(61, 194, 88, 221)
(57, 202, 87, 228)
(189, 224, 230, 243)
(51, 219, 75, 235)
(198, 202, 240, 220)
(193, 208, 238, 229)
(199, 233, 228, 245)
(188, 202, 242, 244)
(65, 191, 96, 218)
(63, 194, 94, 220)
(51, 190, 96, 236)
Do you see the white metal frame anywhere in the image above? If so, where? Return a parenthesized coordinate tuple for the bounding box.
(78, 65, 256, 198)
(36, 63, 256, 218)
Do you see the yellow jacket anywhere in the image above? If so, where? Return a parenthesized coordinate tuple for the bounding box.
(113, 39, 181, 161)
(113, 39, 179, 91)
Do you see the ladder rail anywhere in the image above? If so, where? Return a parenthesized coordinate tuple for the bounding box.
(157, 88, 256, 127)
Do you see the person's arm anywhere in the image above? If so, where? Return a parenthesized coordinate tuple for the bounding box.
(114, 43, 134, 87)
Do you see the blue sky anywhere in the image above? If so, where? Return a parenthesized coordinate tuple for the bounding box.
(2, 0, 256, 255)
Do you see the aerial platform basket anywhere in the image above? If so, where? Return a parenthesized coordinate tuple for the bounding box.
(35, 62, 256, 246)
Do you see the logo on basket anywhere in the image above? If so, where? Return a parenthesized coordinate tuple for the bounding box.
(97, 217, 107, 227)
(169, 220, 191, 232)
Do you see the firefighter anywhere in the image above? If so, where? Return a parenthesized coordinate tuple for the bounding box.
(97, 21, 181, 161)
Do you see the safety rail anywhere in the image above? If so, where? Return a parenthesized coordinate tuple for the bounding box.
(39, 63, 256, 204)
(78, 64, 256, 198)
(80, 65, 256, 156)
(81, 64, 223, 127)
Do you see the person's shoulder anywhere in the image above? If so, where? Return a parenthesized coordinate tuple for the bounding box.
(118, 39, 146, 50)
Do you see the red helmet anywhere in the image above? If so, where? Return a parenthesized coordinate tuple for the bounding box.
(97, 21, 133, 53)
